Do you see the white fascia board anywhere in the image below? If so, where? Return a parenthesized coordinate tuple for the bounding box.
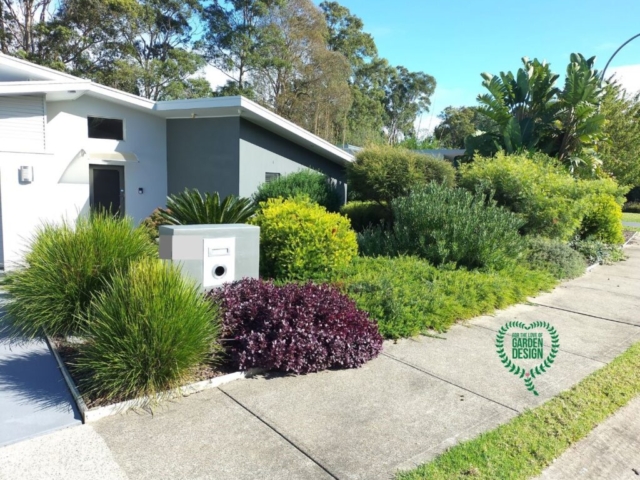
(85, 84, 156, 111)
(0, 80, 90, 96)
(0, 53, 80, 81)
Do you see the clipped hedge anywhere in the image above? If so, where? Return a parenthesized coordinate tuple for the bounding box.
(252, 169, 342, 212)
(347, 144, 456, 205)
(358, 184, 525, 270)
(209, 278, 383, 374)
(76, 258, 219, 403)
(4, 213, 156, 338)
(251, 196, 357, 281)
(338, 256, 556, 339)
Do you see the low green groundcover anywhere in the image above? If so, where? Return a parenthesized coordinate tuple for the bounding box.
(338, 256, 556, 339)
(396, 341, 640, 480)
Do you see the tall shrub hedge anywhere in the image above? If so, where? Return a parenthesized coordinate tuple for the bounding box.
(347, 145, 456, 206)
(459, 152, 627, 241)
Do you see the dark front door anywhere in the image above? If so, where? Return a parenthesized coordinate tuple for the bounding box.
(90, 165, 124, 217)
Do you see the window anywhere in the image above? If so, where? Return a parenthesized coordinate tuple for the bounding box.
(88, 117, 124, 140)
(265, 172, 281, 183)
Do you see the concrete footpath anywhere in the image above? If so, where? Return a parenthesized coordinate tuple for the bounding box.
(1, 236, 639, 480)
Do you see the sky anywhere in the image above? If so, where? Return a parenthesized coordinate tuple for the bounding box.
(205, 0, 640, 135)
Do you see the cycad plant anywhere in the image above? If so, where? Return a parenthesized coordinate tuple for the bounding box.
(158, 189, 256, 226)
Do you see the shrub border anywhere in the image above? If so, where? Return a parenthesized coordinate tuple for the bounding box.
(46, 337, 263, 423)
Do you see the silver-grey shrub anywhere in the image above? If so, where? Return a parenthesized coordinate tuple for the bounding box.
(358, 183, 525, 270)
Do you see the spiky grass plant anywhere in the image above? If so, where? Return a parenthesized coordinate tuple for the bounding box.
(75, 258, 220, 403)
(157, 189, 256, 226)
(4, 212, 156, 339)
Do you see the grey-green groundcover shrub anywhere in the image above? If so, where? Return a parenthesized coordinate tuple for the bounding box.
(526, 237, 586, 280)
(337, 256, 556, 339)
(359, 184, 525, 270)
(570, 239, 626, 265)
(75, 258, 219, 403)
(252, 170, 342, 212)
(4, 213, 155, 339)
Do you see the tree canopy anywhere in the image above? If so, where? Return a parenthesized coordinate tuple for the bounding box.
(0, 0, 436, 146)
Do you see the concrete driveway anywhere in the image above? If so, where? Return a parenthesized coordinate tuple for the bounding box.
(0, 296, 81, 447)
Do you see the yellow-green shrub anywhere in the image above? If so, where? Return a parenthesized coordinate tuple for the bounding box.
(580, 193, 625, 243)
(251, 197, 358, 281)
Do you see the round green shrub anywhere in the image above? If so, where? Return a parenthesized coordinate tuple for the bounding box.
(580, 193, 625, 244)
(347, 145, 456, 205)
(251, 196, 358, 281)
(459, 152, 584, 240)
(75, 258, 220, 403)
(525, 237, 586, 280)
(252, 169, 342, 212)
(340, 201, 392, 232)
(4, 213, 156, 339)
(359, 184, 525, 270)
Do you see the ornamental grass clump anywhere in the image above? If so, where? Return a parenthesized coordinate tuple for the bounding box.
(209, 278, 383, 374)
(4, 212, 156, 339)
(75, 258, 220, 403)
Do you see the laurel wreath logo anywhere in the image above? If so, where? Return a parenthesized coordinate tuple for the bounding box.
(495, 320, 560, 396)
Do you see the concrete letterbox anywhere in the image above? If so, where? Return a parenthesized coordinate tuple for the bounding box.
(158, 224, 260, 290)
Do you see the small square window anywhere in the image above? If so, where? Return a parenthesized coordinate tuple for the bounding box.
(265, 172, 281, 183)
(88, 117, 124, 140)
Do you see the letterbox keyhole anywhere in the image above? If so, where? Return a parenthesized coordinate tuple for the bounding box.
(213, 265, 226, 278)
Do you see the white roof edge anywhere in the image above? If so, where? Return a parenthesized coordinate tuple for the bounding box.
(0, 53, 80, 81)
(85, 83, 155, 110)
(0, 80, 91, 95)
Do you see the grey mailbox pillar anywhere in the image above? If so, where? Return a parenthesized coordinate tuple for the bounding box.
(158, 224, 260, 290)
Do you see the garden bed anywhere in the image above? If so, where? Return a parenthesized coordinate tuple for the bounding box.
(48, 337, 258, 422)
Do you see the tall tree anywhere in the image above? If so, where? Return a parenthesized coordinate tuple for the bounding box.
(251, 0, 351, 143)
(0, 0, 55, 57)
(320, 0, 387, 145)
(434, 106, 495, 148)
(200, 0, 281, 96)
(384, 66, 436, 144)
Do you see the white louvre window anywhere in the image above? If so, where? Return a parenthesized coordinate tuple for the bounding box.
(265, 172, 281, 183)
(0, 95, 46, 152)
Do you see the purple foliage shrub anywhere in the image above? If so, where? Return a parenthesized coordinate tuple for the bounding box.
(208, 278, 383, 374)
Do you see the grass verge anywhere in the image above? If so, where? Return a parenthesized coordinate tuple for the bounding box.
(622, 212, 640, 223)
(396, 341, 640, 480)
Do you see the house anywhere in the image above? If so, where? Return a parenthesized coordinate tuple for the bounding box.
(0, 54, 353, 269)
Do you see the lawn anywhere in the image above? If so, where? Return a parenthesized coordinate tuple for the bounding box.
(622, 212, 640, 223)
(396, 341, 640, 480)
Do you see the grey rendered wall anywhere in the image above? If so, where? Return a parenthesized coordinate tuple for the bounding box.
(238, 118, 347, 203)
(166, 117, 240, 198)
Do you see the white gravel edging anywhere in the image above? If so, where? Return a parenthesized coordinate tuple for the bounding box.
(46, 336, 261, 423)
